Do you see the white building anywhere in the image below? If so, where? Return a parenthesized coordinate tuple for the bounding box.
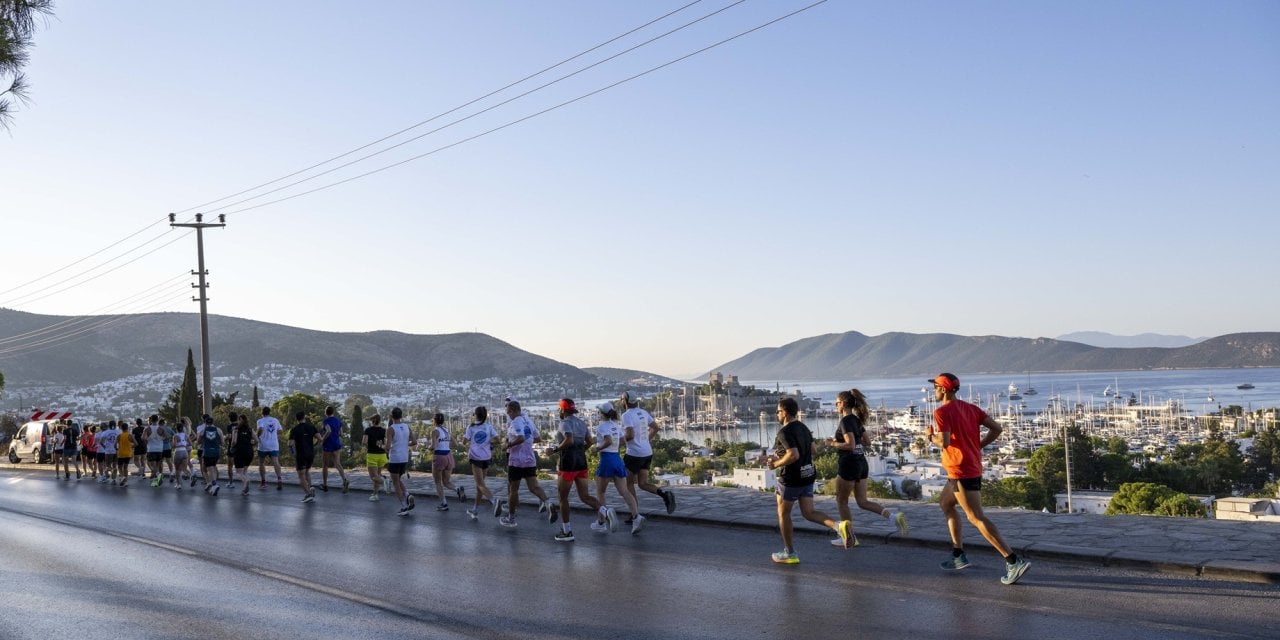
(653, 473, 691, 487)
(726, 468, 775, 491)
(1214, 497, 1280, 522)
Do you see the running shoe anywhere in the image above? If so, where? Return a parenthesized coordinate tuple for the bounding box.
(547, 504, 559, 524)
(493, 498, 506, 518)
(169, 476, 174, 484)
(97, 476, 107, 484)
(276, 481, 283, 491)
(342, 478, 350, 494)
(538, 500, 549, 513)
(631, 514, 647, 535)
(499, 515, 517, 528)
(771, 550, 800, 564)
(65, 473, 70, 480)
(466, 508, 478, 520)
(175, 482, 181, 491)
(436, 503, 449, 512)
(120, 478, 127, 487)
(590, 521, 609, 533)
(242, 487, 251, 497)
(259, 481, 267, 489)
(211, 484, 220, 496)
(831, 536, 861, 547)
(369, 493, 380, 502)
(837, 520, 853, 549)
(662, 490, 676, 514)
(76, 470, 81, 479)
(190, 475, 197, 488)
(1001, 558, 1031, 585)
(397, 507, 410, 517)
(406, 495, 416, 511)
(940, 553, 972, 571)
(553, 531, 575, 543)
(605, 507, 619, 532)
(456, 485, 466, 500)
(320, 484, 328, 493)
(894, 511, 910, 536)
(302, 495, 314, 503)
(150, 478, 161, 488)
(308, 487, 316, 498)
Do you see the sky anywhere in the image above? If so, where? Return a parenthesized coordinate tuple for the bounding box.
(1, 1, 1277, 379)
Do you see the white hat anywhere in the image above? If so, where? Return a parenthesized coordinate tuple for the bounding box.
(597, 401, 615, 414)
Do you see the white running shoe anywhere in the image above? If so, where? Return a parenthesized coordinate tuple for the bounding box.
(631, 514, 647, 535)
(590, 521, 609, 533)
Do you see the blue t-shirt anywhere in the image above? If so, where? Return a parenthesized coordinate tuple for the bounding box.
(322, 416, 343, 450)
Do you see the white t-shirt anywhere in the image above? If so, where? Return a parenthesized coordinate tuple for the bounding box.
(621, 407, 655, 457)
(387, 422, 411, 464)
(433, 426, 451, 455)
(257, 416, 283, 451)
(596, 420, 622, 454)
(464, 423, 498, 462)
(96, 427, 119, 456)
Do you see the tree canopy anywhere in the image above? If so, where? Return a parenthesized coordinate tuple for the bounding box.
(0, 0, 55, 130)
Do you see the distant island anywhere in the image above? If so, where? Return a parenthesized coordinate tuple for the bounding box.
(703, 331, 1280, 380)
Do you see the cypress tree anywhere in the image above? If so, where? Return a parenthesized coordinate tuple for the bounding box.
(251, 385, 260, 409)
(177, 348, 201, 428)
(349, 404, 364, 467)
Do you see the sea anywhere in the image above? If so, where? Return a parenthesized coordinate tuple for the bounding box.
(679, 367, 1280, 445)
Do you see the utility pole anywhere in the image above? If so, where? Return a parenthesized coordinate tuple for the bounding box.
(169, 213, 225, 416)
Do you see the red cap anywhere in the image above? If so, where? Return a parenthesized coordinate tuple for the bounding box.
(558, 398, 576, 412)
(930, 373, 960, 391)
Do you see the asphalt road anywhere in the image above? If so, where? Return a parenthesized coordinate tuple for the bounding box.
(0, 469, 1274, 640)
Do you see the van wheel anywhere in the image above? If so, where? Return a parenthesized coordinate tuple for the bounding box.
(7, 450, 17, 464)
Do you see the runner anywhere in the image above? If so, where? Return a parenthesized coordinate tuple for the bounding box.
(230, 414, 257, 496)
(829, 388, 908, 548)
(196, 415, 224, 496)
(620, 391, 676, 516)
(223, 412, 238, 485)
(363, 413, 387, 501)
(131, 418, 146, 477)
(61, 421, 80, 480)
(144, 415, 166, 486)
(550, 398, 603, 542)
(927, 372, 1030, 585)
(319, 406, 350, 494)
(172, 417, 194, 490)
(592, 402, 642, 534)
(256, 406, 284, 491)
(159, 418, 176, 483)
(428, 412, 460, 511)
(115, 418, 134, 487)
(764, 397, 850, 564)
(461, 406, 498, 519)
(50, 425, 65, 479)
(80, 424, 96, 480)
(385, 407, 416, 516)
(498, 399, 553, 529)
(95, 421, 120, 484)
(290, 411, 320, 503)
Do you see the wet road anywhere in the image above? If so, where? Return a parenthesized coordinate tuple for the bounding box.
(0, 469, 1273, 639)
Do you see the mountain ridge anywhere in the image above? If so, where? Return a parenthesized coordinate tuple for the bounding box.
(703, 331, 1280, 380)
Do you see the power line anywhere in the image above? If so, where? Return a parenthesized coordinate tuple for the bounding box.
(217, 0, 830, 217)
(173, 0, 711, 215)
(0, 272, 191, 346)
(0, 215, 171, 298)
(0, 229, 192, 308)
(0, 288, 193, 357)
(205, 0, 749, 217)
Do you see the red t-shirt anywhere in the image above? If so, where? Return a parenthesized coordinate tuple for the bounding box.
(933, 399, 989, 479)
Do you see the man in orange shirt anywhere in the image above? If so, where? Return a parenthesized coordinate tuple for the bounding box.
(927, 373, 1030, 585)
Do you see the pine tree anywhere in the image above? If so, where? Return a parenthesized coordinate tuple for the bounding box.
(251, 385, 260, 409)
(177, 348, 201, 428)
(349, 404, 364, 467)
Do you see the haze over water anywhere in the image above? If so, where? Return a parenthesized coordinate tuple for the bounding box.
(697, 368, 1280, 444)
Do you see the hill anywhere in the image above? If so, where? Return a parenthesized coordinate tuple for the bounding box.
(703, 331, 1280, 380)
(0, 308, 588, 387)
(1056, 331, 1207, 349)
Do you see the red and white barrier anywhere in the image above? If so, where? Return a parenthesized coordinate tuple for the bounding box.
(29, 411, 73, 421)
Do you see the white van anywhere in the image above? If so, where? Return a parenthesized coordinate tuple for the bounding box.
(7, 420, 73, 464)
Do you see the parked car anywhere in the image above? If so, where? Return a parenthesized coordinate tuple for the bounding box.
(7, 420, 74, 464)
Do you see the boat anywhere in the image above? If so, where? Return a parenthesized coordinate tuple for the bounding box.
(1007, 383, 1022, 401)
(1023, 372, 1038, 396)
(1236, 383, 1255, 390)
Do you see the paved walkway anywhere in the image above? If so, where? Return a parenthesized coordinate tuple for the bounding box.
(11, 462, 1279, 584)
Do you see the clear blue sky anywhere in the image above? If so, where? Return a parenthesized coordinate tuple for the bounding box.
(2, 1, 1277, 378)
